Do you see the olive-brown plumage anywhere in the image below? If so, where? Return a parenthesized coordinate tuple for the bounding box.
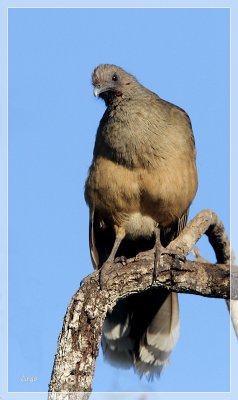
(85, 64, 198, 378)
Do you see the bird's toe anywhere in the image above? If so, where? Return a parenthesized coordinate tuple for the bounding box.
(114, 255, 127, 265)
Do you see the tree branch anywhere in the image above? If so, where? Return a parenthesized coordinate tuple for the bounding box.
(48, 209, 236, 396)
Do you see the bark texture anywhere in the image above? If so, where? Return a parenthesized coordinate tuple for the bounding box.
(48, 209, 236, 397)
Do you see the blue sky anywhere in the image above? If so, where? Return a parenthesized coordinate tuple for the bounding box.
(6, 5, 233, 395)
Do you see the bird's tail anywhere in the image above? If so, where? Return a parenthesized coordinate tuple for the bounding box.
(101, 290, 179, 379)
(102, 298, 135, 369)
(135, 292, 179, 378)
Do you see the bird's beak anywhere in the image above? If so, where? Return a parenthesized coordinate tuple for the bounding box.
(94, 85, 111, 97)
(94, 87, 100, 97)
(94, 86, 104, 97)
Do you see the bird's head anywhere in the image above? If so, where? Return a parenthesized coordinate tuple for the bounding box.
(92, 64, 137, 105)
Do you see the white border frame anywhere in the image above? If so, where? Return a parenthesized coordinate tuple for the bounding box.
(1, 1, 237, 399)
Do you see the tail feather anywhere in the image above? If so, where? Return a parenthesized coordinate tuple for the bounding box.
(101, 335, 134, 369)
(102, 299, 135, 368)
(144, 292, 180, 351)
(102, 290, 179, 379)
(135, 292, 179, 378)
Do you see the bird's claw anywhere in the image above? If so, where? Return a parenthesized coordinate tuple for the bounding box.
(114, 255, 127, 265)
(80, 273, 98, 287)
(153, 248, 186, 283)
(99, 256, 128, 289)
(170, 251, 186, 265)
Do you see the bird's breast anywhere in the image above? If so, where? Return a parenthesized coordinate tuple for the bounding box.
(85, 157, 141, 225)
(85, 154, 197, 231)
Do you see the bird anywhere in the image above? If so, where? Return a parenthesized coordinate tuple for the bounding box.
(84, 64, 198, 379)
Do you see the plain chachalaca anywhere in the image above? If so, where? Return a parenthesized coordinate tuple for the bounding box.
(85, 64, 198, 378)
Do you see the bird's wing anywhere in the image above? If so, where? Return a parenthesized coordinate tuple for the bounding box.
(89, 209, 99, 269)
(177, 208, 189, 235)
(89, 209, 115, 269)
(160, 208, 189, 247)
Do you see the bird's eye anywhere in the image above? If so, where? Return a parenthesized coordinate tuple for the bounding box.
(112, 73, 118, 81)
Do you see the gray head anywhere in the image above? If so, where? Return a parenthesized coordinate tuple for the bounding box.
(92, 64, 138, 105)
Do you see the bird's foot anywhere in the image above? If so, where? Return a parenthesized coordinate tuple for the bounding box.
(152, 243, 166, 283)
(151, 226, 165, 283)
(134, 248, 155, 261)
(80, 272, 98, 287)
(114, 255, 128, 266)
(169, 250, 186, 265)
(153, 247, 186, 283)
(99, 256, 128, 289)
(134, 244, 166, 283)
(99, 261, 113, 290)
